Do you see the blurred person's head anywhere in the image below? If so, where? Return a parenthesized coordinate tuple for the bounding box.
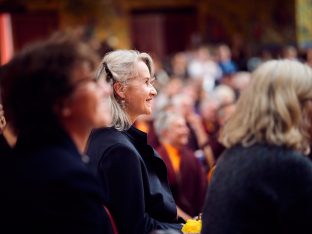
(164, 77, 183, 97)
(200, 96, 220, 124)
(0, 33, 112, 151)
(171, 52, 188, 77)
(217, 44, 232, 62)
(214, 84, 236, 106)
(197, 46, 212, 61)
(97, 50, 157, 131)
(282, 45, 298, 60)
(231, 72, 251, 93)
(154, 111, 189, 148)
(217, 103, 236, 126)
(220, 60, 312, 154)
(171, 93, 195, 118)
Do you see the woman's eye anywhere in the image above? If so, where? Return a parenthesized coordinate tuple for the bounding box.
(144, 77, 155, 86)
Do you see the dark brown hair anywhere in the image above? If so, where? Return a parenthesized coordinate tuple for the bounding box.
(0, 32, 99, 134)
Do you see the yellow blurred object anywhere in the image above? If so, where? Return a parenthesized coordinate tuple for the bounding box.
(181, 219, 202, 234)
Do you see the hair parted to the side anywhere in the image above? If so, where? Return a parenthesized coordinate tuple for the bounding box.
(96, 50, 154, 131)
(220, 59, 312, 153)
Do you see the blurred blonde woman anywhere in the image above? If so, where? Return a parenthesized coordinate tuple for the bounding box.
(202, 60, 312, 234)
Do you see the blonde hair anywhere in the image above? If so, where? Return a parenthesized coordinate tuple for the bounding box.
(97, 50, 154, 131)
(220, 60, 312, 153)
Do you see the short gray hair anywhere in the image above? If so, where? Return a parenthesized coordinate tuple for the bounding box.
(154, 111, 183, 139)
(97, 50, 154, 131)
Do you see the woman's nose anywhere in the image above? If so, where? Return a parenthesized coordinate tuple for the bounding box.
(150, 85, 157, 96)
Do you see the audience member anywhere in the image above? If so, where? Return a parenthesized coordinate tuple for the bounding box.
(155, 111, 207, 219)
(202, 60, 312, 234)
(0, 33, 114, 233)
(86, 50, 183, 234)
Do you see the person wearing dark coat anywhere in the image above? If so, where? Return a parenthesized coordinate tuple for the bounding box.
(86, 50, 183, 234)
(0, 33, 114, 234)
(202, 60, 312, 234)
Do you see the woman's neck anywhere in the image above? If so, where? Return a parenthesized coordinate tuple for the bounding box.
(126, 111, 137, 125)
(61, 121, 90, 154)
(67, 130, 90, 154)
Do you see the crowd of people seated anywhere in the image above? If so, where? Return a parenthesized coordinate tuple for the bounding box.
(1, 29, 312, 234)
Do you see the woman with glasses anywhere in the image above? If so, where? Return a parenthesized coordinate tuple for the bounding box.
(0, 33, 113, 233)
(202, 60, 312, 234)
(87, 50, 183, 234)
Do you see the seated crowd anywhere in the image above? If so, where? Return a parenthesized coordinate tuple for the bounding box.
(1, 30, 312, 234)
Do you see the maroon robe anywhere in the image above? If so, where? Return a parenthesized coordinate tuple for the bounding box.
(156, 144, 207, 217)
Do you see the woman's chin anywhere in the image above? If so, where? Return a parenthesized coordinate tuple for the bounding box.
(94, 116, 112, 128)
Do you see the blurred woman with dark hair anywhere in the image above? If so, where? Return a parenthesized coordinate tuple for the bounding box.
(0, 33, 113, 233)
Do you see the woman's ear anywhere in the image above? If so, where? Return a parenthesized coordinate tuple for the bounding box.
(113, 82, 126, 99)
(53, 100, 72, 118)
(61, 107, 72, 117)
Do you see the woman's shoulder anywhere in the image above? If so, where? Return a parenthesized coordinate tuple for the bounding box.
(91, 127, 122, 138)
(219, 143, 312, 175)
(87, 127, 140, 159)
(222, 143, 304, 158)
(89, 127, 131, 147)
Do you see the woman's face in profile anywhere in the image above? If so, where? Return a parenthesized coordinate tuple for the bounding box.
(123, 61, 157, 120)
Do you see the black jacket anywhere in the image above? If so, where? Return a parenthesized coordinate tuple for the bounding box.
(87, 126, 182, 234)
(202, 143, 312, 234)
(0, 134, 11, 156)
(0, 128, 113, 234)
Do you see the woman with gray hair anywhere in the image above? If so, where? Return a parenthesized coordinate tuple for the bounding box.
(154, 111, 207, 220)
(87, 50, 183, 234)
(202, 60, 312, 234)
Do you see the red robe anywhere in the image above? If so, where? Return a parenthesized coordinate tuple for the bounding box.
(156, 144, 207, 217)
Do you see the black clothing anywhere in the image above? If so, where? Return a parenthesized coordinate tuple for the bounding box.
(0, 134, 11, 156)
(0, 128, 113, 234)
(202, 143, 312, 234)
(87, 126, 182, 234)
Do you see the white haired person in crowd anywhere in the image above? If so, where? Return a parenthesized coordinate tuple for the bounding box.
(86, 50, 183, 234)
(155, 111, 207, 220)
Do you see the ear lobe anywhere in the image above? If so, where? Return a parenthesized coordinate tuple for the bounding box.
(54, 101, 72, 118)
(61, 107, 72, 117)
(113, 82, 126, 99)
